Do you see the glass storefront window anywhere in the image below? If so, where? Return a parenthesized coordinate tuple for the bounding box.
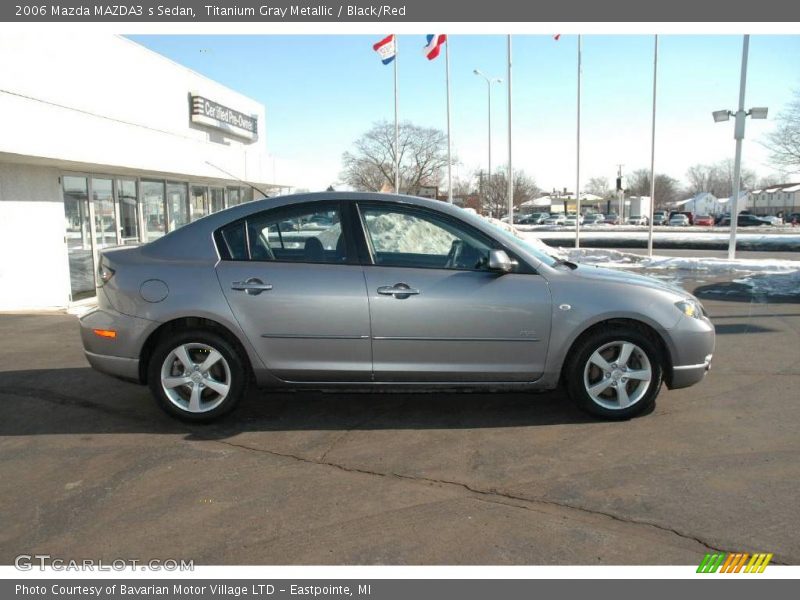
(117, 179, 139, 243)
(141, 180, 166, 242)
(210, 187, 225, 213)
(227, 187, 242, 207)
(63, 175, 93, 299)
(91, 177, 117, 249)
(166, 182, 189, 231)
(191, 186, 208, 221)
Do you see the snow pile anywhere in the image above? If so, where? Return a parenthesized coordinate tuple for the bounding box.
(364, 212, 455, 253)
(734, 270, 800, 297)
(559, 247, 800, 277)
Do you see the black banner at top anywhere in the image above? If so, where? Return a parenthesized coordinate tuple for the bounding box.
(3, 0, 800, 22)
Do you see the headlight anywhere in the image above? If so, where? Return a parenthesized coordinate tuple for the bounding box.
(675, 299, 704, 319)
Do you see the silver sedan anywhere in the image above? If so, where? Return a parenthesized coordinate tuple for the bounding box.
(80, 192, 714, 422)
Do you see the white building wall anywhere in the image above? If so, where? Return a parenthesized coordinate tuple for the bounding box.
(0, 163, 70, 309)
(0, 34, 270, 184)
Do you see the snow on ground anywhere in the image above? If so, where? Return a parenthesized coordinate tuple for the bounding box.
(733, 270, 800, 297)
(558, 248, 800, 276)
(477, 215, 800, 281)
(521, 228, 800, 247)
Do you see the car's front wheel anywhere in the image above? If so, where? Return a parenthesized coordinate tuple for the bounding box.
(565, 327, 664, 419)
(148, 330, 247, 422)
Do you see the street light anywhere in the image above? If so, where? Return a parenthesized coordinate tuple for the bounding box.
(473, 69, 502, 210)
(712, 35, 768, 260)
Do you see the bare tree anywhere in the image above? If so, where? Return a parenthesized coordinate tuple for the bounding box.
(626, 169, 681, 208)
(764, 89, 800, 173)
(584, 176, 612, 199)
(340, 121, 452, 195)
(684, 160, 757, 198)
(482, 168, 539, 216)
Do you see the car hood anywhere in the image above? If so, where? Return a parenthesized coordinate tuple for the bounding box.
(567, 263, 689, 297)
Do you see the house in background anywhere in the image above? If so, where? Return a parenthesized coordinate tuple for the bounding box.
(747, 183, 800, 216)
(672, 192, 722, 216)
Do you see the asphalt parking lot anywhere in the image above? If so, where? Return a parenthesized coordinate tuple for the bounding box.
(1, 275, 799, 565)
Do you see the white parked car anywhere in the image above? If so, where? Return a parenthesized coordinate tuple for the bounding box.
(563, 214, 584, 227)
(669, 214, 690, 227)
(544, 214, 566, 226)
(626, 216, 649, 226)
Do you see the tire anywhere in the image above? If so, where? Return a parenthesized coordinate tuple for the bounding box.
(564, 327, 664, 420)
(148, 329, 247, 423)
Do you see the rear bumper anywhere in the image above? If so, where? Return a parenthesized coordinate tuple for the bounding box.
(84, 350, 140, 383)
(79, 307, 154, 384)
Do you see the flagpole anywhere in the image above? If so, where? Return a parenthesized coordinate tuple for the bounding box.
(394, 36, 400, 194)
(445, 39, 453, 203)
(507, 34, 513, 222)
(647, 34, 659, 257)
(575, 34, 582, 249)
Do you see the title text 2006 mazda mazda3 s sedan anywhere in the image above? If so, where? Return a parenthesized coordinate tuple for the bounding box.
(80, 192, 714, 422)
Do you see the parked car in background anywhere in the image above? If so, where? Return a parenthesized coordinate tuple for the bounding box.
(604, 214, 621, 225)
(652, 211, 668, 226)
(80, 191, 714, 422)
(787, 212, 800, 225)
(564, 213, 584, 227)
(669, 211, 694, 225)
(668, 214, 690, 227)
(625, 215, 648, 226)
(585, 213, 606, 225)
(718, 214, 773, 227)
(694, 215, 714, 227)
(544, 214, 566, 226)
(519, 212, 550, 225)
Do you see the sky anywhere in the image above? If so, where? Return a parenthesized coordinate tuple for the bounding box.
(129, 34, 800, 193)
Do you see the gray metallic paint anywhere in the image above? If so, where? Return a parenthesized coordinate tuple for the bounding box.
(80, 192, 714, 394)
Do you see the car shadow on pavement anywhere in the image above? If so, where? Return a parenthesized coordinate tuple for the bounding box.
(0, 367, 617, 438)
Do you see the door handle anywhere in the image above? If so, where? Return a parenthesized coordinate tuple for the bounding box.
(231, 278, 273, 295)
(377, 283, 420, 298)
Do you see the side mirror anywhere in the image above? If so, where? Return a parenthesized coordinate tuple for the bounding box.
(488, 249, 513, 273)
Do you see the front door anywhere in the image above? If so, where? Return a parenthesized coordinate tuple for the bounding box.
(357, 202, 552, 382)
(215, 201, 372, 382)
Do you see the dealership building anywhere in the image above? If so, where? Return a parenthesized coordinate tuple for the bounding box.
(0, 34, 283, 310)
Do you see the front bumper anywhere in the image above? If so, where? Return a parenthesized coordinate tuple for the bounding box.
(666, 314, 715, 390)
(79, 307, 154, 383)
(670, 353, 713, 389)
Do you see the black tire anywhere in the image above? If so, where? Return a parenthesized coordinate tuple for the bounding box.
(564, 326, 664, 420)
(148, 329, 247, 423)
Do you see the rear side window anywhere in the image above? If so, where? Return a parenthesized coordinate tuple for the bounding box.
(216, 203, 349, 264)
(218, 221, 248, 260)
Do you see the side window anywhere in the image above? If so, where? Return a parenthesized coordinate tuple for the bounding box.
(359, 205, 493, 271)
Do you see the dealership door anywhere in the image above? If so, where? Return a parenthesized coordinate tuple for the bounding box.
(62, 175, 119, 301)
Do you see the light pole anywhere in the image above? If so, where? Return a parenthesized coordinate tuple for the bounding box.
(712, 35, 768, 260)
(473, 69, 502, 208)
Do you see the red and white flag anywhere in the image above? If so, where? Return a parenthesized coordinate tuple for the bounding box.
(372, 34, 396, 65)
(423, 34, 447, 60)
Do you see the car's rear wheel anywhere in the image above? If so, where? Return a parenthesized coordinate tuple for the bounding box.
(565, 327, 663, 419)
(148, 330, 246, 422)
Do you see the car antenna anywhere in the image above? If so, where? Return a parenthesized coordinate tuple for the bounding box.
(204, 160, 271, 199)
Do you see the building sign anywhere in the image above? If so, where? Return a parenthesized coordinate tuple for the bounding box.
(190, 95, 258, 141)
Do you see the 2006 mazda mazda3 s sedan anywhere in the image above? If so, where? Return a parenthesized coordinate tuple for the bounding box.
(80, 192, 714, 422)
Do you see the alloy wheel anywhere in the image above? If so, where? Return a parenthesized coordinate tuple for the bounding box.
(160, 343, 232, 414)
(582, 340, 652, 411)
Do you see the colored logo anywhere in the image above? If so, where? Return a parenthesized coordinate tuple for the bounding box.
(697, 552, 773, 573)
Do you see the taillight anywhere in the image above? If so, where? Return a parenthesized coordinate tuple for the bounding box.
(97, 259, 115, 285)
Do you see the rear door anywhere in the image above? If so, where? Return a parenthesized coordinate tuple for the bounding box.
(356, 202, 552, 382)
(215, 201, 372, 382)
